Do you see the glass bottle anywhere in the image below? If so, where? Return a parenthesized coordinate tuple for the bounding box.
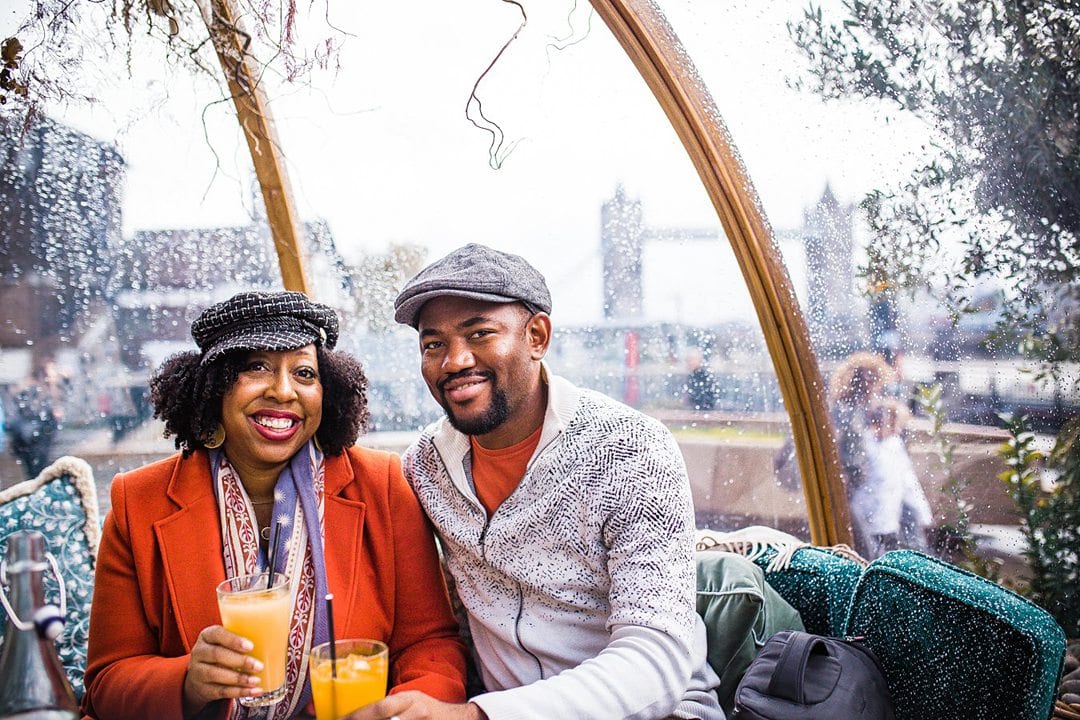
(0, 530, 78, 719)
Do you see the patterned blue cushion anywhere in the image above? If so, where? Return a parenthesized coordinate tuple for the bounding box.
(846, 550, 1066, 720)
(0, 456, 100, 700)
(752, 545, 864, 637)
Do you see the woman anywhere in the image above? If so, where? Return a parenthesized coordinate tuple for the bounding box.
(83, 291, 467, 720)
(855, 398, 934, 556)
(827, 351, 895, 558)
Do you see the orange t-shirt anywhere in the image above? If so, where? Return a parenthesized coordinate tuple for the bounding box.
(470, 426, 543, 518)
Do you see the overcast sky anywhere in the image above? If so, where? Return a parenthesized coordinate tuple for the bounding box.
(3, 0, 933, 326)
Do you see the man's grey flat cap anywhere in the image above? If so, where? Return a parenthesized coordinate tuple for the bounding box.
(394, 243, 552, 328)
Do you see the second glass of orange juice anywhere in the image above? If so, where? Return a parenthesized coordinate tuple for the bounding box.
(216, 573, 292, 706)
(309, 639, 388, 720)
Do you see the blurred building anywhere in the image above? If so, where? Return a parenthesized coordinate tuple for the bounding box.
(598, 183, 865, 349)
(601, 185, 644, 320)
(800, 183, 864, 358)
(0, 114, 124, 369)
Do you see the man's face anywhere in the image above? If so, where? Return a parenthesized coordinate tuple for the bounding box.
(417, 296, 548, 440)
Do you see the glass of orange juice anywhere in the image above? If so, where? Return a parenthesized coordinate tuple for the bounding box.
(216, 573, 292, 706)
(309, 639, 388, 720)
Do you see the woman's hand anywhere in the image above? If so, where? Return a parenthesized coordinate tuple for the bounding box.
(340, 691, 486, 720)
(182, 625, 265, 717)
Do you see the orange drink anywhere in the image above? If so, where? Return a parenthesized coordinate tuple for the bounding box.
(216, 573, 292, 706)
(309, 639, 388, 720)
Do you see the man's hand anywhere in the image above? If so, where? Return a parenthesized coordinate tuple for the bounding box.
(341, 690, 486, 720)
(182, 625, 264, 717)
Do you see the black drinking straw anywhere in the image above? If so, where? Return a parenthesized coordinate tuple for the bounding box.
(325, 593, 337, 678)
(266, 518, 284, 590)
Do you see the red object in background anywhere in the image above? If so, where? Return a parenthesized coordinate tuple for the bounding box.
(624, 331, 640, 407)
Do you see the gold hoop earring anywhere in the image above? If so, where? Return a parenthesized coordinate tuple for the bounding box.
(312, 434, 323, 453)
(205, 424, 226, 449)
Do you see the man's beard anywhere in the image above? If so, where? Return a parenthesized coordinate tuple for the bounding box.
(439, 373, 510, 436)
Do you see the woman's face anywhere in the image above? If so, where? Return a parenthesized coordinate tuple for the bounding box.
(220, 345, 323, 475)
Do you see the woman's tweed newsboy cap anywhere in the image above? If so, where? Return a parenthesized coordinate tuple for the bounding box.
(191, 290, 339, 365)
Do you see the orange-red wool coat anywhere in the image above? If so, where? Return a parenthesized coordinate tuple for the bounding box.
(82, 447, 466, 720)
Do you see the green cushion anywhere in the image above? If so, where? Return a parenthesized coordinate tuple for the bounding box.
(696, 551, 804, 713)
(0, 457, 100, 700)
(751, 546, 863, 637)
(846, 550, 1066, 720)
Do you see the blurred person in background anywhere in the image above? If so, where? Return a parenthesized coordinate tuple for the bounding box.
(851, 397, 934, 557)
(827, 351, 894, 558)
(685, 347, 717, 411)
(6, 361, 65, 479)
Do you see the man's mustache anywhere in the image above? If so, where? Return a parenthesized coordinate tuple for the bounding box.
(437, 370, 495, 393)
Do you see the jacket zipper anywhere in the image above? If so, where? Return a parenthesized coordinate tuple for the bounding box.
(441, 435, 553, 681)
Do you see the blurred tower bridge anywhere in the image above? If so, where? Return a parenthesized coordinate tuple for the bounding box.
(600, 184, 865, 349)
(588, 184, 865, 414)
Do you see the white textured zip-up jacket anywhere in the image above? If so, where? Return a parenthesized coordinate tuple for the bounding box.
(403, 373, 724, 720)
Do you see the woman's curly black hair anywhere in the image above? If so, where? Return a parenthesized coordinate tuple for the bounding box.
(149, 347, 369, 457)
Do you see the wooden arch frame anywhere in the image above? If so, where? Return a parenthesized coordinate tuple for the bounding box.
(210, 0, 852, 545)
(587, 1, 852, 546)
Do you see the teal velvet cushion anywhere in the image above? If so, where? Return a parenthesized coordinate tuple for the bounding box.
(846, 550, 1066, 720)
(696, 551, 805, 713)
(752, 545, 864, 637)
(0, 456, 100, 700)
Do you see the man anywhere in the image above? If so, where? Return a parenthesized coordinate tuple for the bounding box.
(355, 244, 723, 720)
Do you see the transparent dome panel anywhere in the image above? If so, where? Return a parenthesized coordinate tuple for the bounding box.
(3, 1, 817, 539)
(662, 0, 1080, 570)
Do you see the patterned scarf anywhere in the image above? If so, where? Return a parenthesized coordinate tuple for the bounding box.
(212, 442, 331, 719)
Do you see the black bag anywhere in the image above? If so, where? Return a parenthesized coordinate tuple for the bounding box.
(731, 630, 895, 720)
